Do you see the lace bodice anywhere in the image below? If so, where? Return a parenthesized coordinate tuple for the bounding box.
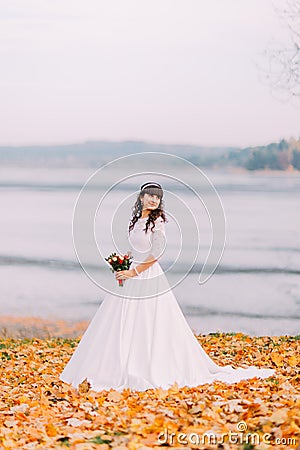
(128, 216, 166, 263)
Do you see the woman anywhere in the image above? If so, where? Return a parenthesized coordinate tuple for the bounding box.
(59, 181, 275, 391)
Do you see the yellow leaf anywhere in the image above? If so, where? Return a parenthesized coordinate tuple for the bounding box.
(168, 381, 179, 394)
(288, 355, 298, 366)
(271, 352, 284, 367)
(269, 409, 289, 425)
(45, 423, 57, 437)
(107, 390, 122, 402)
(18, 395, 30, 403)
(78, 378, 91, 394)
(284, 420, 300, 434)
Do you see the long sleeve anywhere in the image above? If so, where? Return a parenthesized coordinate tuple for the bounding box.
(149, 217, 166, 261)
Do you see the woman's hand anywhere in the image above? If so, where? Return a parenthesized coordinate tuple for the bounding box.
(115, 269, 136, 280)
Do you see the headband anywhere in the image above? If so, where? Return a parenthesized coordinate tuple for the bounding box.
(140, 182, 162, 190)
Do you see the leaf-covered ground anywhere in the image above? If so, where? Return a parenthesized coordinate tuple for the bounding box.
(0, 329, 299, 449)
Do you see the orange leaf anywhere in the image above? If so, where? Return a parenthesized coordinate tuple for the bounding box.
(45, 423, 57, 437)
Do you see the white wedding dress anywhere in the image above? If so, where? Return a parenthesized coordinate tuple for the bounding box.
(59, 216, 275, 392)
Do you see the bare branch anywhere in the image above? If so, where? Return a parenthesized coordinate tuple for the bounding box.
(261, 0, 300, 99)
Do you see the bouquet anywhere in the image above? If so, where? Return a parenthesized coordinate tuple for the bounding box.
(105, 251, 133, 287)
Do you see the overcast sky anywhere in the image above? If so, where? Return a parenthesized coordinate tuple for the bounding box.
(1, 0, 299, 147)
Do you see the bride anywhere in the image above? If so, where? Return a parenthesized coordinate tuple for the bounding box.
(59, 181, 275, 391)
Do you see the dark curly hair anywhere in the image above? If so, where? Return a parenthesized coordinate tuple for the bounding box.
(128, 182, 167, 234)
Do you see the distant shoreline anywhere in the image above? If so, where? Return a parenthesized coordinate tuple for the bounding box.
(208, 166, 300, 175)
(0, 315, 90, 340)
(1, 137, 300, 172)
(0, 164, 299, 175)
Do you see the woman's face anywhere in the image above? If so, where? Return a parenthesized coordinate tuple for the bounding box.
(141, 192, 161, 211)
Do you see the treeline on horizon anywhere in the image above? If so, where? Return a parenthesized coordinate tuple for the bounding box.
(188, 137, 300, 171)
(0, 137, 300, 170)
(222, 137, 300, 171)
